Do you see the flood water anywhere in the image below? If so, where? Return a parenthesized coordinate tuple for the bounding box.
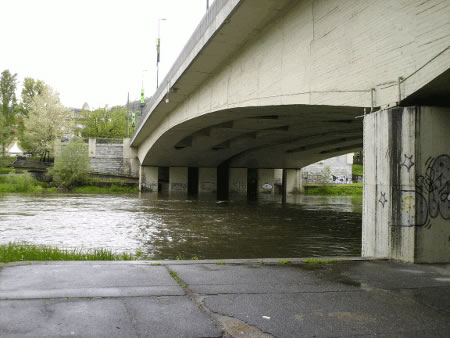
(0, 193, 362, 259)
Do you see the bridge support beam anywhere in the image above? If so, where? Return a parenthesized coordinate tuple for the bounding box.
(286, 169, 304, 194)
(229, 168, 247, 197)
(363, 106, 450, 263)
(139, 166, 158, 192)
(169, 167, 188, 194)
(199, 168, 217, 194)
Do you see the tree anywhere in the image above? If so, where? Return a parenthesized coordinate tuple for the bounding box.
(21, 77, 45, 117)
(0, 70, 18, 154)
(78, 106, 128, 138)
(18, 78, 46, 152)
(50, 137, 90, 189)
(23, 85, 74, 155)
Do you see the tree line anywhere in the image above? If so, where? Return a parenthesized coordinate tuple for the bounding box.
(0, 69, 131, 158)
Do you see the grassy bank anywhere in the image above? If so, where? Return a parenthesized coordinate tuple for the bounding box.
(0, 175, 56, 193)
(0, 173, 138, 194)
(0, 242, 135, 263)
(303, 183, 363, 195)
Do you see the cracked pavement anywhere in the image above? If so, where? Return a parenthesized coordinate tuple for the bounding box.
(0, 259, 449, 337)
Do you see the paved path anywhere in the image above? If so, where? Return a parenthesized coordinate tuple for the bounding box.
(0, 259, 449, 337)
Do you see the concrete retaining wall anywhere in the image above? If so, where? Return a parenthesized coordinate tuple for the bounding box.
(59, 138, 139, 177)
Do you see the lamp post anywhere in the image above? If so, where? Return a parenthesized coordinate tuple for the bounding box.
(140, 69, 148, 121)
(156, 18, 166, 89)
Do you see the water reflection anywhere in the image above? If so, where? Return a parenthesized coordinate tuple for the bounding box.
(0, 192, 362, 259)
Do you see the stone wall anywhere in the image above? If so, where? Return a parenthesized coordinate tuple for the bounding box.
(59, 138, 139, 177)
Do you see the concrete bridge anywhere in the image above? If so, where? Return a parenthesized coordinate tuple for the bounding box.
(130, 0, 450, 263)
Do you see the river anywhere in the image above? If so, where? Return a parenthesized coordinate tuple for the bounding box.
(0, 193, 362, 259)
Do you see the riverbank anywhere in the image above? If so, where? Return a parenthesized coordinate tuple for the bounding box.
(0, 259, 448, 337)
(0, 242, 135, 263)
(303, 183, 363, 195)
(0, 173, 138, 194)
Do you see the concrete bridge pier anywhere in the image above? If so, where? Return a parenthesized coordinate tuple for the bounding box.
(139, 166, 158, 192)
(363, 106, 450, 263)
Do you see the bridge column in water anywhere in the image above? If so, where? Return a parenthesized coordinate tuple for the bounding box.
(139, 166, 158, 192)
(169, 167, 189, 194)
(286, 169, 304, 194)
(199, 168, 217, 195)
(363, 106, 450, 263)
(229, 168, 247, 199)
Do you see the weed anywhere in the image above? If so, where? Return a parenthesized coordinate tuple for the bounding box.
(303, 258, 342, 264)
(169, 270, 188, 288)
(279, 260, 291, 264)
(215, 261, 226, 265)
(0, 242, 135, 263)
(151, 263, 161, 266)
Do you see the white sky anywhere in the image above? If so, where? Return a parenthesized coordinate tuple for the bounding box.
(0, 0, 212, 109)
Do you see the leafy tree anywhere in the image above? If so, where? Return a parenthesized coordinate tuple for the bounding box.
(318, 166, 332, 184)
(50, 137, 90, 189)
(0, 114, 10, 156)
(18, 78, 46, 151)
(23, 85, 73, 155)
(0, 70, 18, 154)
(21, 77, 45, 117)
(78, 106, 128, 138)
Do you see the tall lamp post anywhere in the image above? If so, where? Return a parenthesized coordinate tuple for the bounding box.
(156, 18, 166, 89)
(140, 69, 148, 120)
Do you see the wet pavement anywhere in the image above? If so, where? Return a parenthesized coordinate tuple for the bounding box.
(0, 258, 449, 337)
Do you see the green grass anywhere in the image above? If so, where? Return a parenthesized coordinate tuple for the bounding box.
(303, 183, 363, 195)
(303, 258, 342, 264)
(352, 164, 363, 177)
(169, 270, 188, 288)
(0, 242, 135, 263)
(0, 168, 14, 174)
(151, 263, 161, 266)
(279, 260, 291, 264)
(215, 261, 226, 265)
(71, 185, 138, 194)
(0, 175, 55, 193)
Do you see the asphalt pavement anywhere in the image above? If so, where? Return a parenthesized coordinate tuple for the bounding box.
(0, 258, 449, 337)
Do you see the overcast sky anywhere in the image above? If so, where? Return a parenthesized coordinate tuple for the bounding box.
(0, 0, 212, 109)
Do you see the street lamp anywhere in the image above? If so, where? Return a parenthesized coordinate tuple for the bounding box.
(156, 18, 166, 89)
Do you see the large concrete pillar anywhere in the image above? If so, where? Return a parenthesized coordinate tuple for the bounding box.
(169, 167, 188, 194)
(257, 169, 275, 194)
(139, 166, 158, 192)
(199, 168, 217, 193)
(363, 106, 450, 263)
(229, 168, 247, 196)
(286, 169, 304, 194)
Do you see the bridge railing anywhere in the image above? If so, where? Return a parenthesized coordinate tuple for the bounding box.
(132, 0, 232, 140)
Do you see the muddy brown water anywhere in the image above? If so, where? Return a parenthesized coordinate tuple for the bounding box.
(0, 193, 362, 259)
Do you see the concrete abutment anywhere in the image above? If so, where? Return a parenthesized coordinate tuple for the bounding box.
(363, 106, 450, 263)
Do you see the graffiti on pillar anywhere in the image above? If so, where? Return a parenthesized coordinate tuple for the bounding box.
(171, 183, 187, 191)
(416, 155, 450, 221)
(261, 183, 273, 192)
(231, 181, 246, 192)
(141, 183, 157, 192)
(200, 182, 216, 192)
(378, 192, 388, 208)
(400, 154, 415, 171)
(394, 154, 450, 229)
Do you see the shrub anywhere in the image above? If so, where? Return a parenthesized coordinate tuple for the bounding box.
(50, 138, 90, 189)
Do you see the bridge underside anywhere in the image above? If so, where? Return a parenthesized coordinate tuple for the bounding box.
(142, 104, 364, 169)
